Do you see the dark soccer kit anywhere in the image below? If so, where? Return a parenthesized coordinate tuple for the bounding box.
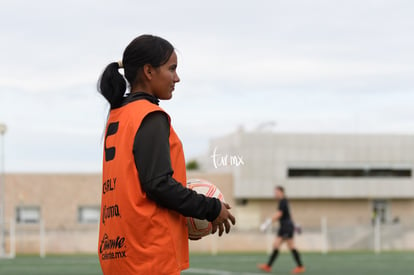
(277, 198, 295, 239)
(259, 196, 305, 272)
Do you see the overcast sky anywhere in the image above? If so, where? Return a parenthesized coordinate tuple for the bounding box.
(1, 0, 413, 172)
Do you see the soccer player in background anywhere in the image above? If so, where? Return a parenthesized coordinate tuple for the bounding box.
(258, 186, 305, 274)
(97, 34, 235, 275)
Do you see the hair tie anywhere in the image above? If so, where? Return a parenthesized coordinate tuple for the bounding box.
(117, 60, 123, 68)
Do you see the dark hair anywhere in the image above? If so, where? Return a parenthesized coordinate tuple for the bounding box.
(275, 186, 285, 193)
(98, 34, 174, 108)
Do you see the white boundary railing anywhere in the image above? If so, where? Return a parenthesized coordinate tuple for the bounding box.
(321, 216, 328, 254)
(0, 218, 16, 259)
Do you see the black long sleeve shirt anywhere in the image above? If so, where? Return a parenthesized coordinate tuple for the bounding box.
(123, 92, 221, 222)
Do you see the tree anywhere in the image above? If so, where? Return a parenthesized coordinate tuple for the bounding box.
(186, 159, 199, 170)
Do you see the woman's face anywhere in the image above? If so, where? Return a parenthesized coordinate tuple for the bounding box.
(151, 51, 180, 100)
(275, 189, 284, 199)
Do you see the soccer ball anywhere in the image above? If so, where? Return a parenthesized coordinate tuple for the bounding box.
(187, 179, 225, 239)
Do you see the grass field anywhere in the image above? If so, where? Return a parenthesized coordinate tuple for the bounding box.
(0, 252, 413, 275)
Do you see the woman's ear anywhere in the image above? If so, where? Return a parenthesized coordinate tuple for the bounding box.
(142, 64, 153, 81)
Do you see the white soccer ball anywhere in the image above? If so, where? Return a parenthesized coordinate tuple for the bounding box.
(187, 179, 225, 239)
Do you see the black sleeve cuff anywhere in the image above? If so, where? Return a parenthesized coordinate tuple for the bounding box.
(205, 198, 222, 222)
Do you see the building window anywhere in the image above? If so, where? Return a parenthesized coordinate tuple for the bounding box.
(78, 206, 100, 224)
(288, 168, 412, 178)
(16, 206, 41, 224)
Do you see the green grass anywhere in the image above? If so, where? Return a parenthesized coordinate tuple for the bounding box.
(0, 255, 101, 275)
(185, 252, 414, 275)
(0, 252, 413, 275)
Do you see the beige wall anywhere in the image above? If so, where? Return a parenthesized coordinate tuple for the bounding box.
(235, 198, 414, 229)
(3, 172, 235, 254)
(235, 199, 371, 230)
(3, 173, 101, 254)
(4, 172, 233, 230)
(388, 199, 414, 226)
(5, 173, 101, 230)
(3, 172, 414, 254)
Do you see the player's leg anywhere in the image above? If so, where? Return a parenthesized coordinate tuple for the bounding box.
(258, 236, 283, 272)
(268, 236, 283, 266)
(286, 238, 305, 274)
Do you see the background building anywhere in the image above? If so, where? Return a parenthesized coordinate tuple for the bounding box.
(2, 131, 414, 254)
(200, 130, 414, 251)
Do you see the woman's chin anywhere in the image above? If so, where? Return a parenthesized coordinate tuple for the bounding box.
(159, 93, 173, 100)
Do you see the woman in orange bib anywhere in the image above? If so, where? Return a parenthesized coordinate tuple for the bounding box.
(97, 34, 236, 275)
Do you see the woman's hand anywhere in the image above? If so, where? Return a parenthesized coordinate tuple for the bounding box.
(211, 202, 236, 236)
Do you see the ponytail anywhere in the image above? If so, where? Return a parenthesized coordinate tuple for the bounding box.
(98, 34, 174, 108)
(98, 62, 126, 109)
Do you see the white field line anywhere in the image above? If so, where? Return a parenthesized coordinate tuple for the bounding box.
(183, 268, 264, 275)
(190, 256, 263, 263)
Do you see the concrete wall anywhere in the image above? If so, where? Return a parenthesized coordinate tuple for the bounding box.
(205, 132, 414, 199)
